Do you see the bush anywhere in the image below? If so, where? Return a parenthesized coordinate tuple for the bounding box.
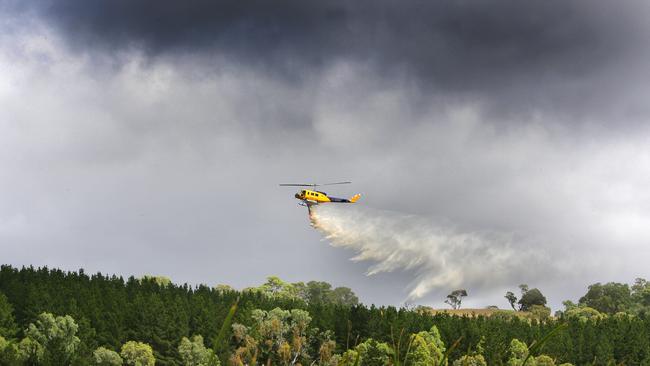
(93, 347, 122, 366)
(120, 341, 155, 366)
(453, 355, 487, 366)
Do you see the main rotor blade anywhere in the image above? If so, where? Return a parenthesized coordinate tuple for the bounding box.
(320, 181, 352, 186)
(279, 181, 351, 187)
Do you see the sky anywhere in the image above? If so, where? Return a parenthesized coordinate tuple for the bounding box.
(1, 0, 650, 310)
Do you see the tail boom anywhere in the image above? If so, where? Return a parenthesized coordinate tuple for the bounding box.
(328, 193, 361, 203)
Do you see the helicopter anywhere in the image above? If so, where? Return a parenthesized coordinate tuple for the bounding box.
(279, 181, 361, 211)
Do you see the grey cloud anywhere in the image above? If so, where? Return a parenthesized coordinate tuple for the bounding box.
(6, 0, 650, 123)
(2, 2, 650, 310)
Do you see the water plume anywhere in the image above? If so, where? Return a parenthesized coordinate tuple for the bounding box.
(310, 204, 546, 300)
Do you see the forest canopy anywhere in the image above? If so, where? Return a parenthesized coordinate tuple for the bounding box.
(1, 265, 650, 365)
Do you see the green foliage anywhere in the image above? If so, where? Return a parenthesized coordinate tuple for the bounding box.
(0, 335, 21, 365)
(506, 325, 568, 366)
(519, 285, 529, 294)
(318, 338, 337, 365)
(246, 307, 313, 365)
(561, 300, 577, 311)
(121, 341, 155, 366)
(251, 307, 290, 345)
(632, 278, 650, 306)
(507, 338, 529, 364)
(525, 324, 567, 366)
(506, 286, 547, 312)
(329, 286, 360, 306)
(23, 312, 81, 365)
(579, 282, 631, 314)
(254, 276, 300, 300)
(0, 292, 17, 338)
(179, 335, 220, 366)
(505, 292, 518, 311)
(563, 306, 604, 322)
(140, 275, 172, 287)
(229, 323, 258, 366)
(3, 265, 650, 366)
(528, 305, 551, 322)
(445, 289, 468, 310)
(518, 289, 547, 311)
(304, 281, 333, 305)
(355, 338, 393, 366)
(213, 284, 235, 294)
(93, 346, 123, 366)
(0, 336, 8, 357)
(507, 342, 559, 366)
(249, 276, 359, 306)
(490, 309, 521, 321)
(407, 326, 446, 366)
(212, 298, 238, 359)
(17, 336, 44, 364)
(534, 355, 555, 366)
(338, 349, 360, 366)
(452, 354, 487, 366)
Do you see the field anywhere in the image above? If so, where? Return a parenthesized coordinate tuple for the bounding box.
(425, 308, 533, 318)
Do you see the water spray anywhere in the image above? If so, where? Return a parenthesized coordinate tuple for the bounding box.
(309, 204, 543, 300)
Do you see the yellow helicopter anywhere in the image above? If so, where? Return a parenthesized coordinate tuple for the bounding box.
(279, 181, 361, 210)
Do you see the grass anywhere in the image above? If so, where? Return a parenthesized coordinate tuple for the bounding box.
(425, 308, 532, 318)
(212, 297, 239, 355)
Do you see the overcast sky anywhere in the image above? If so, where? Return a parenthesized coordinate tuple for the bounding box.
(2, 0, 650, 310)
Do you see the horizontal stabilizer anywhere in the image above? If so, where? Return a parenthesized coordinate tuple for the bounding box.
(349, 193, 361, 203)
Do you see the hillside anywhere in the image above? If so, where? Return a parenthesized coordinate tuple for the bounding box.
(1, 265, 650, 365)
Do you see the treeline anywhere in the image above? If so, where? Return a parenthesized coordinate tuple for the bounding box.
(0, 265, 650, 365)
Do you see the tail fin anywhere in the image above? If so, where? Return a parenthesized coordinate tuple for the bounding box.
(349, 193, 361, 203)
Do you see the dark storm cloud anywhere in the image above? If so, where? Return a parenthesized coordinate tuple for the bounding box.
(9, 0, 648, 122)
(8, 1, 644, 84)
